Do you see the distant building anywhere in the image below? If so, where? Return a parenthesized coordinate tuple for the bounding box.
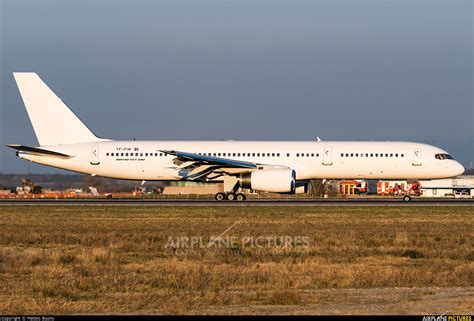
(162, 183, 222, 195)
(419, 175, 474, 198)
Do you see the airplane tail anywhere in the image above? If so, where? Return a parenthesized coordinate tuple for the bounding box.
(13, 72, 106, 146)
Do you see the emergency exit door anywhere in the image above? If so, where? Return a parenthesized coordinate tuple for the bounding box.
(323, 146, 332, 165)
(90, 145, 100, 165)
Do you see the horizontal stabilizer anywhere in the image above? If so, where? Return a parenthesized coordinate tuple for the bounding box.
(6, 144, 72, 159)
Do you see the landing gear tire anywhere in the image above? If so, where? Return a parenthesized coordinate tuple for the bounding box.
(403, 195, 412, 202)
(215, 193, 226, 201)
(236, 193, 246, 201)
(226, 193, 236, 201)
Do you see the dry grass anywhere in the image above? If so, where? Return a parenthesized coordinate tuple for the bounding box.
(0, 205, 472, 314)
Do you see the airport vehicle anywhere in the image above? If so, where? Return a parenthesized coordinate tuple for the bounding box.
(7, 73, 465, 201)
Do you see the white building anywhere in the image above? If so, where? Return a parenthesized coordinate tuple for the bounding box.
(419, 175, 474, 198)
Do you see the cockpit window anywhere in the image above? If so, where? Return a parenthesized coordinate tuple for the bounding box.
(435, 153, 453, 160)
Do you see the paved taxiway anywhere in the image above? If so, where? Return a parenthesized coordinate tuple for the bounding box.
(0, 198, 473, 206)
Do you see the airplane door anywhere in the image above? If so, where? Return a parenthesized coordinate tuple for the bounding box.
(323, 146, 332, 165)
(412, 148, 422, 166)
(91, 145, 100, 165)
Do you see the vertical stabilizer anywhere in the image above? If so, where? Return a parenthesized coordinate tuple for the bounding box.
(13, 72, 106, 146)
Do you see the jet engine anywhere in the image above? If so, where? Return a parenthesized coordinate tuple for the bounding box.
(240, 169, 296, 193)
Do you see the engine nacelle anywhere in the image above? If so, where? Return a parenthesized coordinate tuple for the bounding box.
(240, 169, 296, 193)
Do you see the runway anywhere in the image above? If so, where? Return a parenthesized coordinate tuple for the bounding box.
(0, 198, 473, 206)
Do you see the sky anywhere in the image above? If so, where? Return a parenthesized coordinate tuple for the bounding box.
(0, 0, 472, 173)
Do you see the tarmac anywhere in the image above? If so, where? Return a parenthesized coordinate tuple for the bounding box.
(0, 198, 473, 206)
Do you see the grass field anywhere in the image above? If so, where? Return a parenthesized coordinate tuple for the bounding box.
(0, 206, 473, 315)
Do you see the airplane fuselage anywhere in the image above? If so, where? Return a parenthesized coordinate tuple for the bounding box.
(18, 140, 465, 181)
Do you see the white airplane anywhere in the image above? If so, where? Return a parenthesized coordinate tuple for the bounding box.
(7, 73, 465, 201)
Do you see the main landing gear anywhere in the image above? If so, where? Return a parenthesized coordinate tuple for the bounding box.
(215, 192, 246, 201)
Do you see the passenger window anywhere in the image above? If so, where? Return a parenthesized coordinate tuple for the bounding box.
(341, 153, 344, 157)
(287, 153, 290, 157)
(296, 153, 299, 157)
(277, 153, 280, 157)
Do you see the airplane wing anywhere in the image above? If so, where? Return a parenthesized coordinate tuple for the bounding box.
(160, 150, 259, 181)
(161, 150, 257, 169)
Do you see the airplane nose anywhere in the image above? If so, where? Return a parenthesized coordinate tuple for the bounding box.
(453, 161, 465, 176)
